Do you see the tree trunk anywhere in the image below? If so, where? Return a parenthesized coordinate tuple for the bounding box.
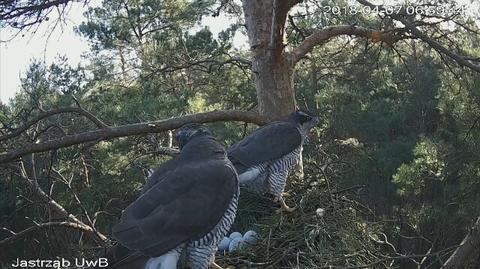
(253, 49, 296, 120)
(242, 0, 296, 120)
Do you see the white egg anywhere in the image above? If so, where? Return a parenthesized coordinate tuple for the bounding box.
(316, 208, 325, 217)
(217, 237, 231, 252)
(243, 230, 258, 244)
(228, 237, 244, 252)
(229, 232, 243, 239)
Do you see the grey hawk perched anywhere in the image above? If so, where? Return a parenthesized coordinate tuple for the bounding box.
(228, 110, 318, 212)
(109, 124, 239, 269)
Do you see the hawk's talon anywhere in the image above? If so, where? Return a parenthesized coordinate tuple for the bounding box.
(276, 197, 296, 213)
(274, 192, 290, 201)
(277, 204, 297, 213)
(210, 261, 224, 269)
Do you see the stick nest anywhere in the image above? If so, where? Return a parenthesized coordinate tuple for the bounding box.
(216, 165, 389, 269)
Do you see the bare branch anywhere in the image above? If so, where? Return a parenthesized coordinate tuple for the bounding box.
(73, 96, 109, 129)
(290, 25, 402, 63)
(0, 0, 82, 30)
(0, 221, 95, 246)
(356, 0, 480, 73)
(335, 244, 460, 269)
(444, 217, 480, 269)
(0, 107, 108, 142)
(141, 148, 180, 158)
(400, 19, 480, 73)
(463, 115, 480, 142)
(149, 57, 252, 75)
(0, 110, 267, 164)
(8, 164, 109, 244)
(52, 168, 103, 240)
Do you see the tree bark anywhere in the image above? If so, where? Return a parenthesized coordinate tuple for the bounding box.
(242, 0, 296, 120)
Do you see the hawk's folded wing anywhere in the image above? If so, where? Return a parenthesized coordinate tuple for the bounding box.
(228, 122, 301, 173)
(112, 160, 237, 257)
